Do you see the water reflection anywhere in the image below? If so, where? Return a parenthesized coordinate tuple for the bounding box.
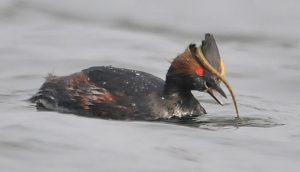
(160, 115, 284, 129)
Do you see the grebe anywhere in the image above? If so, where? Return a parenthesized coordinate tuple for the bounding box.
(31, 33, 238, 120)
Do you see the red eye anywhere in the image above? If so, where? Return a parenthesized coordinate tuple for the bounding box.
(196, 67, 204, 76)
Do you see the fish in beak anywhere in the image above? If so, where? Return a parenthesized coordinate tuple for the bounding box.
(193, 33, 240, 118)
(200, 33, 227, 105)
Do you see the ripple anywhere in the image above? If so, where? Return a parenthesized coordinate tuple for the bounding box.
(197, 116, 284, 129)
(160, 115, 284, 129)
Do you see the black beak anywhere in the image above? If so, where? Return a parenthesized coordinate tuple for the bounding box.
(205, 78, 227, 105)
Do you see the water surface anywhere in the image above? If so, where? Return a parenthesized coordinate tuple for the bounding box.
(1, 0, 300, 172)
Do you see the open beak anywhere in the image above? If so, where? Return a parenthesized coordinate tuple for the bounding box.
(205, 78, 227, 106)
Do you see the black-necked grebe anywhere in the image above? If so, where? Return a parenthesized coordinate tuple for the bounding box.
(31, 33, 239, 120)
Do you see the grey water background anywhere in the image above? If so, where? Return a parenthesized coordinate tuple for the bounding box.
(1, 0, 300, 171)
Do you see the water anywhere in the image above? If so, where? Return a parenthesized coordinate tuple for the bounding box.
(1, 0, 300, 171)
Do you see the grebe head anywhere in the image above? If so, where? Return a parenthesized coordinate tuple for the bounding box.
(165, 35, 226, 105)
